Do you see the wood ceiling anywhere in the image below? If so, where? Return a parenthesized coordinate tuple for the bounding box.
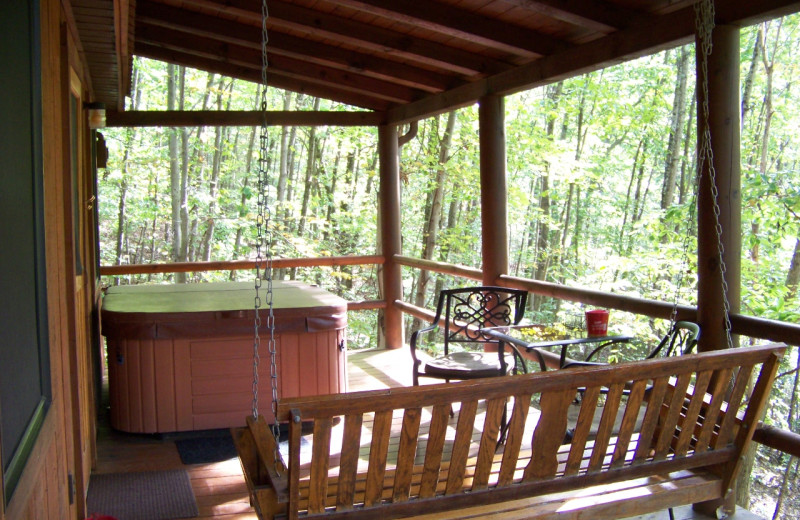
(72, 0, 800, 123)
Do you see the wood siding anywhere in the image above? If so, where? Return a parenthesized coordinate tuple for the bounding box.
(3, 0, 96, 518)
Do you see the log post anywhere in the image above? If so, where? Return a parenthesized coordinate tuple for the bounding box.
(378, 124, 404, 349)
(696, 24, 741, 354)
(479, 94, 509, 285)
(694, 22, 742, 518)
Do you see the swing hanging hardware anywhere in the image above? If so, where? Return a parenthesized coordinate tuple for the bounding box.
(694, 0, 734, 349)
(251, 0, 282, 474)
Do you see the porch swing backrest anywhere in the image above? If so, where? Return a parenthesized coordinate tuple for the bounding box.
(233, 342, 784, 520)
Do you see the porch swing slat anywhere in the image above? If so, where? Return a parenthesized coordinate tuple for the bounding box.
(497, 392, 530, 486)
(693, 367, 732, 453)
(233, 343, 785, 520)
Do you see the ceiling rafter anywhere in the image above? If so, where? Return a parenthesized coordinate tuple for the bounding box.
(136, 22, 429, 104)
(137, 2, 454, 92)
(177, 0, 513, 76)
(505, 0, 650, 32)
(324, 0, 568, 57)
(136, 36, 410, 106)
(136, 42, 392, 110)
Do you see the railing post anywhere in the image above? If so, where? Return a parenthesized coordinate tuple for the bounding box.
(694, 22, 742, 517)
(479, 94, 508, 285)
(696, 23, 741, 354)
(378, 124, 404, 349)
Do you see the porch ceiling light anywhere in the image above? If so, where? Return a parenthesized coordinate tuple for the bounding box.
(85, 102, 106, 129)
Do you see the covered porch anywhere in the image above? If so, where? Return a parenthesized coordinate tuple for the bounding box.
(5, 1, 800, 520)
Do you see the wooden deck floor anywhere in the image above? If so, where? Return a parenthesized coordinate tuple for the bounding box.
(93, 348, 762, 520)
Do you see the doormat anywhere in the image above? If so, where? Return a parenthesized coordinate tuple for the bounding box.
(86, 469, 198, 520)
(175, 430, 238, 465)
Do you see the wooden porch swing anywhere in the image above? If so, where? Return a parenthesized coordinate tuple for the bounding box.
(232, 1, 786, 519)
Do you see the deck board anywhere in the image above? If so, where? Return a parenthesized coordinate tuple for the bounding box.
(94, 347, 761, 519)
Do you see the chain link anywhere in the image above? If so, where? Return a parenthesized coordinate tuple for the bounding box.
(252, 0, 282, 473)
(668, 162, 700, 329)
(694, 0, 734, 349)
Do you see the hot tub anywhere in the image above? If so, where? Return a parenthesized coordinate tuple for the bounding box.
(101, 280, 347, 433)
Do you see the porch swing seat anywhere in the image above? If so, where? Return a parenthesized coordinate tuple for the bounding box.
(232, 343, 784, 520)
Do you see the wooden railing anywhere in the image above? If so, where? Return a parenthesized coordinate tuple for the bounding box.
(99, 255, 387, 311)
(100, 254, 800, 459)
(99, 255, 384, 276)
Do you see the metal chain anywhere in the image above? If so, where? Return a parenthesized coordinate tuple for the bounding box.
(668, 161, 701, 329)
(253, 0, 282, 471)
(694, 0, 734, 349)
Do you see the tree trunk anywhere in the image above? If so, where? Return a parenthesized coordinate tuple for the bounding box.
(167, 64, 185, 282)
(619, 139, 643, 247)
(298, 98, 322, 238)
(785, 238, 800, 301)
(772, 457, 798, 520)
(322, 141, 342, 246)
(741, 27, 763, 124)
(201, 77, 229, 262)
(277, 91, 294, 216)
(751, 22, 779, 264)
(678, 94, 697, 205)
(532, 82, 562, 310)
(661, 46, 690, 210)
(413, 111, 455, 327)
(177, 66, 190, 282)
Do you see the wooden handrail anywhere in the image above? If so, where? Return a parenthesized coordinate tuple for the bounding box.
(394, 255, 483, 281)
(347, 299, 386, 311)
(753, 423, 800, 458)
(730, 314, 800, 347)
(99, 255, 384, 276)
(497, 274, 698, 322)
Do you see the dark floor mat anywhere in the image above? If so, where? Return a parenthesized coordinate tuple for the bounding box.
(175, 430, 238, 464)
(86, 469, 198, 520)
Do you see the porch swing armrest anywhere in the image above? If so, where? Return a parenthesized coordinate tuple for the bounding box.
(236, 415, 291, 502)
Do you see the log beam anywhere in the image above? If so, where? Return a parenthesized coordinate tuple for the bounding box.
(106, 110, 384, 128)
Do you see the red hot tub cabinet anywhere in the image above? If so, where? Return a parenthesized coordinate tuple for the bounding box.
(101, 281, 348, 433)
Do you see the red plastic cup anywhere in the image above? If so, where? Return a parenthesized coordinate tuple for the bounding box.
(585, 309, 609, 337)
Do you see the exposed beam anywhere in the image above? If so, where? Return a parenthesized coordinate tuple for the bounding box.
(176, 0, 512, 76)
(137, 1, 455, 92)
(267, 54, 422, 104)
(137, 24, 424, 104)
(386, 0, 800, 125)
(506, 0, 649, 32)
(105, 110, 385, 128)
(325, 0, 567, 57)
(714, 0, 800, 25)
(136, 42, 391, 110)
(387, 7, 693, 124)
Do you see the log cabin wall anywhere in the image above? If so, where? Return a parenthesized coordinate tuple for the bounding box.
(2, 0, 96, 518)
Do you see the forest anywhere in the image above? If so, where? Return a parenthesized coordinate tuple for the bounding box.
(98, 15, 800, 519)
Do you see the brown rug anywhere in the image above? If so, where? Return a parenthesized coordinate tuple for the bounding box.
(86, 469, 198, 520)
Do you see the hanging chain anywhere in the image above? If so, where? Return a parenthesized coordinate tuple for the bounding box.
(253, 0, 282, 471)
(668, 161, 701, 329)
(694, 0, 734, 349)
